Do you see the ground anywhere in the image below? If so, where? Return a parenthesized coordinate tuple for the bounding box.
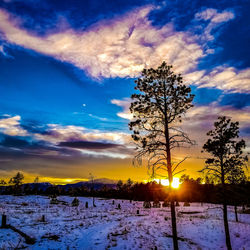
(0, 195, 249, 249)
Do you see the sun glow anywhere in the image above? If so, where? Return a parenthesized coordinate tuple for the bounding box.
(153, 178, 180, 189)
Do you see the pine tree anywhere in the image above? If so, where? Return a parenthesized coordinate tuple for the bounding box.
(201, 116, 248, 250)
(227, 165, 247, 222)
(129, 62, 194, 250)
(9, 172, 24, 195)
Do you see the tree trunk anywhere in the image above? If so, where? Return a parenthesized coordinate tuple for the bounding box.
(165, 124, 178, 249)
(223, 203, 232, 250)
(170, 199, 178, 250)
(221, 166, 232, 250)
(234, 205, 238, 222)
(1, 214, 6, 228)
(163, 80, 178, 250)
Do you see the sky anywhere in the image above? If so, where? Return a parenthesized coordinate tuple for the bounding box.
(0, 0, 249, 184)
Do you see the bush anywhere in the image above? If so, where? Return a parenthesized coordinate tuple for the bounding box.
(143, 201, 151, 208)
(153, 200, 161, 208)
(50, 197, 59, 204)
(162, 200, 170, 207)
(72, 197, 80, 206)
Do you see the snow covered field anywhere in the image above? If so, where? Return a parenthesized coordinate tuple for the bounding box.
(0, 195, 249, 249)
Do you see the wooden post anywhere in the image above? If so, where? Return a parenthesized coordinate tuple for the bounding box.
(234, 205, 238, 222)
(41, 215, 45, 222)
(1, 214, 6, 228)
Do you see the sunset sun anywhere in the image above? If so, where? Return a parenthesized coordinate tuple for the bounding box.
(153, 178, 180, 189)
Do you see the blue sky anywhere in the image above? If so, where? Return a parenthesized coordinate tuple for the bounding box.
(0, 0, 249, 183)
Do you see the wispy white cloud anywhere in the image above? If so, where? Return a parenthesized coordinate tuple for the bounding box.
(195, 8, 234, 23)
(0, 115, 28, 136)
(88, 114, 108, 121)
(0, 45, 5, 55)
(111, 98, 133, 120)
(185, 66, 250, 93)
(78, 149, 129, 159)
(0, 44, 13, 58)
(0, 6, 247, 93)
(194, 8, 235, 41)
(0, 6, 203, 78)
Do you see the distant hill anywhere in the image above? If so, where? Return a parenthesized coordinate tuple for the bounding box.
(23, 179, 117, 191)
(0, 178, 118, 192)
(57, 179, 117, 191)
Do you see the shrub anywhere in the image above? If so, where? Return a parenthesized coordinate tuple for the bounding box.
(143, 201, 151, 208)
(72, 197, 79, 207)
(152, 200, 161, 208)
(162, 200, 170, 207)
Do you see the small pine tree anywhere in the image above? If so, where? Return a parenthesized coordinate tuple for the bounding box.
(143, 201, 151, 208)
(9, 172, 24, 195)
(0, 180, 6, 185)
(34, 176, 39, 183)
(201, 116, 248, 250)
(72, 197, 80, 207)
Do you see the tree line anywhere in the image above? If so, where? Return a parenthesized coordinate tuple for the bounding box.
(1, 173, 249, 208)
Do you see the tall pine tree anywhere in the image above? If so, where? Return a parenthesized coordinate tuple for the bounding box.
(129, 62, 194, 250)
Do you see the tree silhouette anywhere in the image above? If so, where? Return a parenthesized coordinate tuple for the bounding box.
(129, 62, 194, 250)
(89, 173, 96, 207)
(201, 116, 248, 250)
(0, 179, 6, 185)
(227, 165, 247, 222)
(9, 172, 24, 186)
(9, 172, 24, 195)
(34, 176, 39, 183)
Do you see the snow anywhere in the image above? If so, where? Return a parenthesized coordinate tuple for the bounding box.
(0, 195, 249, 249)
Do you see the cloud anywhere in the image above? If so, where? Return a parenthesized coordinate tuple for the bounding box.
(58, 140, 133, 159)
(58, 140, 120, 150)
(0, 45, 6, 56)
(34, 123, 133, 159)
(195, 8, 234, 23)
(0, 115, 28, 136)
(34, 124, 130, 144)
(0, 114, 133, 160)
(186, 66, 250, 93)
(0, 134, 30, 148)
(111, 98, 133, 120)
(181, 103, 250, 145)
(88, 114, 107, 121)
(110, 95, 250, 169)
(194, 8, 235, 41)
(111, 96, 250, 144)
(0, 6, 205, 78)
(76, 149, 129, 159)
(0, 6, 247, 93)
